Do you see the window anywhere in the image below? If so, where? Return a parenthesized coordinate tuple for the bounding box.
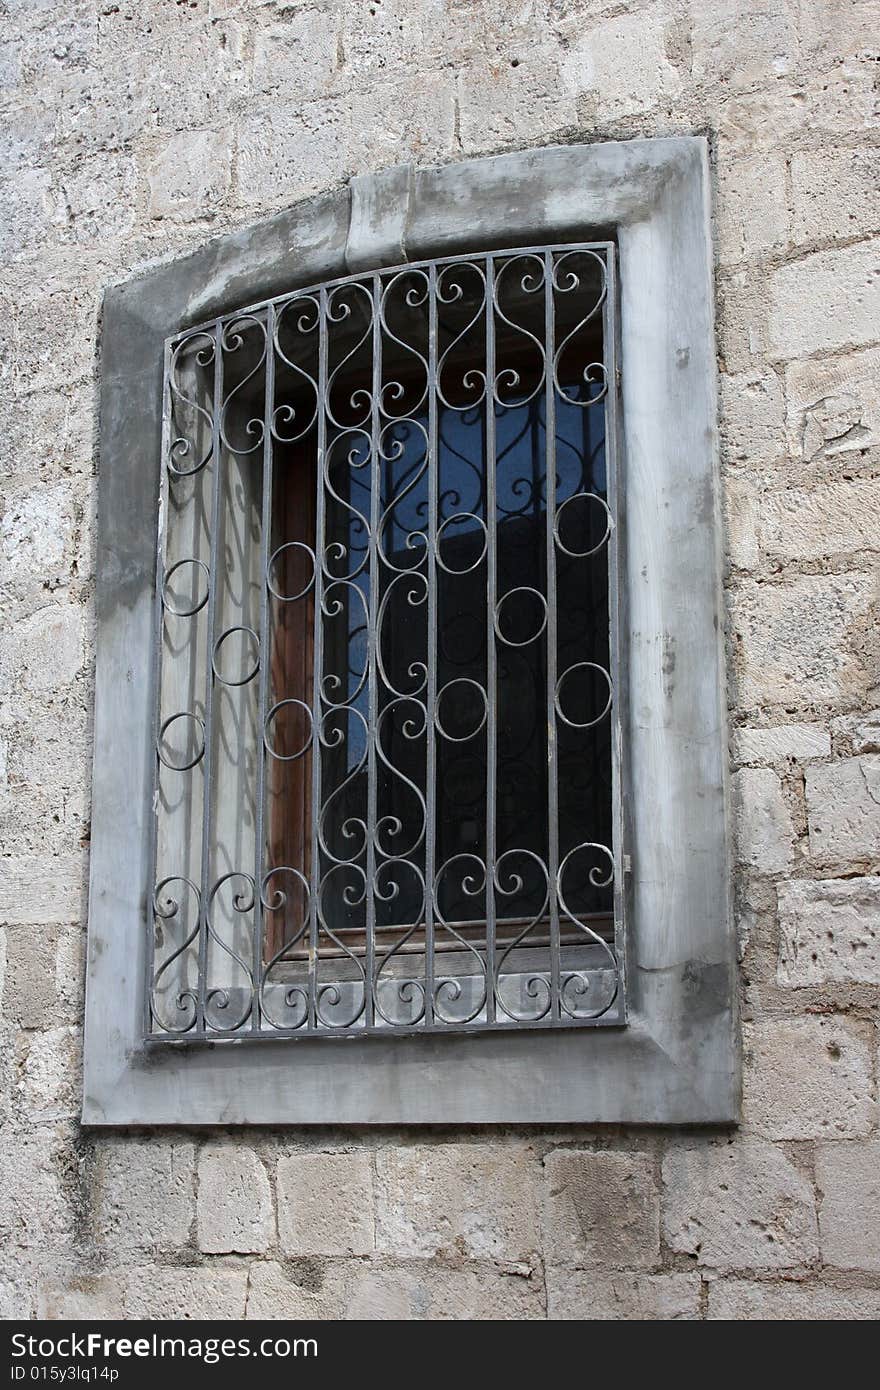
(151, 245, 622, 1040)
(84, 137, 738, 1124)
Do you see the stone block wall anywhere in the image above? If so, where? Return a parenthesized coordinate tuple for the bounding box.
(0, 0, 878, 1319)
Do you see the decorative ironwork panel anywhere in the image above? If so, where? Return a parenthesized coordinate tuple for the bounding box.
(147, 243, 623, 1040)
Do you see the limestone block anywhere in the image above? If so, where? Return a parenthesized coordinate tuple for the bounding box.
(92, 1140, 196, 1255)
(197, 1146, 274, 1254)
(743, 1016, 875, 1139)
(277, 1151, 374, 1257)
(0, 481, 76, 582)
(244, 1259, 350, 1320)
(724, 478, 760, 570)
(768, 240, 880, 360)
(715, 153, 789, 263)
(731, 574, 875, 710)
(778, 876, 880, 986)
(124, 1267, 248, 1320)
(252, 19, 340, 100)
(541, 1150, 659, 1269)
(38, 1276, 125, 1320)
(805, 756, 880, 863)
(732, 724, 830, 766)
(662, 1141, 818, 1271)
(375, 1143, 539, 1262)
(719, 368, 786, 465)
(559, 8, 682, 120)
(546, 1269, 700, 1321)
(18, 1023, 80, 1119)
(0, 604, 84, 695)
(457, 48, 577, 152)
(147, 130, 232, 222)
(2, 923, 61, 1026)
(760, 478, 880, 561)
(0, 853, 84, 927)
(816, 1141, 880, 1271)
(831, 709, 880, 754)
(346, 1261, 543, 1321)
(708, 1279, 880, 1319)
(731, 768, 794, 874)
(791, 149, 880, 245)
(785, 345, 880, 462)
(691, 0, 800, 88)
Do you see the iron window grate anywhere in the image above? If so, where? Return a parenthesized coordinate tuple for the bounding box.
(147, 242, 624, 1041)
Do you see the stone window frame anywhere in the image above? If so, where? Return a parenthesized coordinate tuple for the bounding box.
(83, 135, 739, 1125)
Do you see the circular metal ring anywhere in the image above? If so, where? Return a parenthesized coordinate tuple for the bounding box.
(264, 699, 314, 762)
(211, 626, 260, 687)
(434, 678, 489, 743)
(267, 541, 316, 603)
(161, 558, 210, 618)
(494, 587, 548, 647)
(157, 711, 206, 772)
(554, 662, 612, 729)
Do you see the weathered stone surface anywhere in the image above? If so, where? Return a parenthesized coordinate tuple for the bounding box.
(375, 1143, 539, 1262)
(778, 876, 880, 986)
(542, 1150, 659, 1269)
(147, 130, 233, 222)
(761, 478, 880, 560)
(92, 1140, 195, 1255)
(125, 1267, 248, 1320)
(3, 922, 60, 1026)
(197, 1146, 274, 1255)
(39, 1276, 125, 1320)
(768, 239, 880, 360)
(0, 483, 74, 581)
(791, 149, 880, 246)
(0, 853, 84, 926)
(662, 1141, 819, 1271)
(18, 1024, 80, 1119)
(715, 153, 788, 263)
(708, 1279, 880, 1319)
(816, 1141, 880, 1271)
(277, 1152, 374, 1257)
(805, 756, 880, 863)
(785, 345, 880, 463)
(252, 18, 340, 101)
(831, 708, 880, 754)
(732, 724, 830, 766)
(691, 0, 799, 89)
(245, 1260, 353, 1321)
(724, 477, 759, 570)
(719, 368, 786, 465)
(457, 47, 577, 152)
(559, 9, 682, 120)
(731, 574, 876, 710)
(743, 1016, 875, 1139)
(0, 1126, 74, 1250)
(345, 1261, 544, 1321)
(731, 768, 794, 874)
(0, 603, 84, 694)
(546, 1269, 700, 1321)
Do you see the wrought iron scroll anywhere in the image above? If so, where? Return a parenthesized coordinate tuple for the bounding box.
(147, 243, 623, 1040)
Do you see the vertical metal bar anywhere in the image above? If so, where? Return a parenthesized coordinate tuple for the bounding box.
(365, 273, 381, 1029)
(544, 250, 561, 1023)
(307, 290, 329, 1030)
(424, 263, 438, 1027)
(484, 255, 497, 1024)
(196, 319, 224, 1035)
(603, 245, 626, 1019)
(144, 337, 174, 1038)
(251, 306, 275, 1031)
